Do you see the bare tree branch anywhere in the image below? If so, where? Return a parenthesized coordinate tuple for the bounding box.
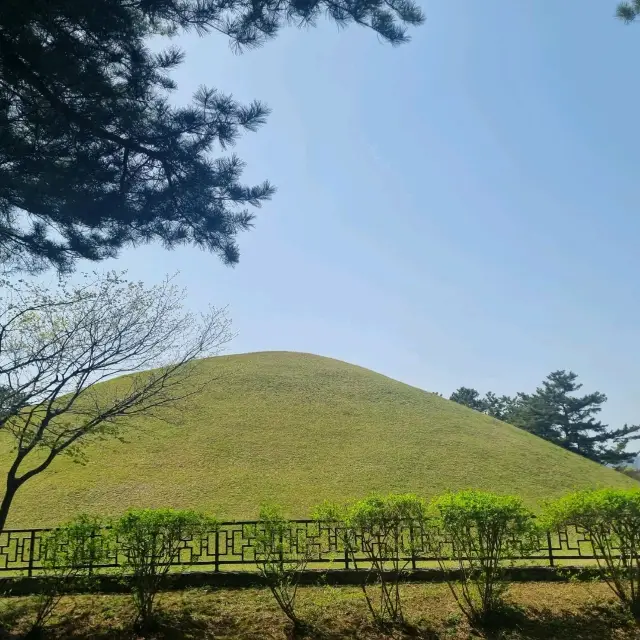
(0, 271, 233, 529)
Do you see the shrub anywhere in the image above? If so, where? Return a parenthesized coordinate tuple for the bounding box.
(544, 489, 640, 618)
(254, 504, 313, 630)
(315, 493, 427, 627)
(430, 490, 537, 625)
(29, 515, 105, 638)
(113, 508, 217, 630)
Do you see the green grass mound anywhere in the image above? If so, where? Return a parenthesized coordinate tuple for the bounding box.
(3, 351, 636, 527)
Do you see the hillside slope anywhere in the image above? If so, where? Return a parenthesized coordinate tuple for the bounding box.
(3, 351, 636, 527)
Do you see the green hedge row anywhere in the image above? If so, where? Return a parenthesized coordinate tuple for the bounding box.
(25, 488, 640, 634)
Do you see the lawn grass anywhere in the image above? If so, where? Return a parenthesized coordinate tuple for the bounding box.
(1, 582, 639, 638)
(1, 351, 636, 528)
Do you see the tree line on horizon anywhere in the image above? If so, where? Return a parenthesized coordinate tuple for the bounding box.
(449, 371, 640, 467)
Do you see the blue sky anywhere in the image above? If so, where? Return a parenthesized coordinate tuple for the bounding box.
(102, 2, 640, 432)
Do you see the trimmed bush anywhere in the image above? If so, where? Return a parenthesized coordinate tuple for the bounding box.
(430, 490, 537, 625)
(315, 493, 427, 627)
(113, 508, 217, 630)
(29, 515, 105, 638)
(254, 504, 313, 630)
(544, 489, 640, 618)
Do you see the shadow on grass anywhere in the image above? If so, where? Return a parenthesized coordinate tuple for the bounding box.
(293, 616, 441, 640)
(474, 601, 639, 640)
(44, 605, 219, 639)
(0, 598, 637, 640)
(0, 599, 37, 640)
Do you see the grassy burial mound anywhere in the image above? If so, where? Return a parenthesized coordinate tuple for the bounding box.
(2, 351, 635, 527)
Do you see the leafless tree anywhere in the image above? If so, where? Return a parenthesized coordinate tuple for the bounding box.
(0, 272, 232, 529)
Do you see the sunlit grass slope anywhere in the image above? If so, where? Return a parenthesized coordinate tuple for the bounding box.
(3, 351, 636, 527)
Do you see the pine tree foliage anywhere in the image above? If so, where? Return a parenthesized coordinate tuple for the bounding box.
(0, 0, 424, 272)
(449, 387, 517, 422)
(450, 371, 640, 466)
(512, 371, 640, 466)
(617, 0, 640, 23)
(482, 391, 518, 423)
(449, 387, 486, 413)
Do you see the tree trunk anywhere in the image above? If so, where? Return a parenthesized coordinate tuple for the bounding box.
(0, 474, 20, 532)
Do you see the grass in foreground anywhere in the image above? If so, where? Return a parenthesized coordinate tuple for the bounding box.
(1, 352, 636, 527)
(1, 582, 639, 639)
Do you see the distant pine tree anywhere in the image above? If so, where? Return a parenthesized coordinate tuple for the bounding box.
(450, 371, 639, 466)
(511, 371, 640, 466)
(449, 387, 486, 412)
(449, 388, 517, 422)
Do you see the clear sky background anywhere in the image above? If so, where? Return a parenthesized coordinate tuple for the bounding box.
(82, 2, 639, 433)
